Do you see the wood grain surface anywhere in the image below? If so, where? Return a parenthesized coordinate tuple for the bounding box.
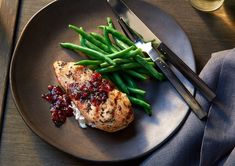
(0, 0, 19, 134)
(1, 0, 235, 166)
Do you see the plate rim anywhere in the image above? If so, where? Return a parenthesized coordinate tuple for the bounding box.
(10, 0, 195, 163)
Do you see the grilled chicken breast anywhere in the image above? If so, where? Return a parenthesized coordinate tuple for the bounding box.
(53, 61, 134, 132)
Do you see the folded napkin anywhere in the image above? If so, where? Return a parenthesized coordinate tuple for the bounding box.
(141, 48, 235, 166)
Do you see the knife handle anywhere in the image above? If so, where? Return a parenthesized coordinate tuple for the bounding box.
(154, 58, 207, 119)
(155, 43, 216, 102)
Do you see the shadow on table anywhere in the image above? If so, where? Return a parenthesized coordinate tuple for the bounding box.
(195, 1, 235, 48)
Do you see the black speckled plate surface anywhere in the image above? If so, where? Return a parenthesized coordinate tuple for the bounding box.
(10, 0, 195, 162)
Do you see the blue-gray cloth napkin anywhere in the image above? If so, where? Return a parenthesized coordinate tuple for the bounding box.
(141, 48, 235, 166)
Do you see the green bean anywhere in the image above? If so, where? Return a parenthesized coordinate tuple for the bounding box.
(106, 26, 134, 46)
(127, 87, 146, 96)
(103, 27, 120, 53)
(96, 66, 118, 73)
(107, 17, 114, 28)
(60, 43, 115, 65)
(136, 68, 151, 74)
(144, 57, 152, 61)
(112, 58, 155, 69)
(121, 40, 145, 57)
(88, 65, 100, 70)
(79, 32, 86, 47)
(143, 107, 152, 116)
(74, 60, 102, 66)
(96, 61, 154, 73)
(122, 62, 154, 71)
(100, 56, 152, 68)
(120, 62, 141, 69)
(106, 17, 130, 50)
(105, 20, 140, 54)
(112, 44, 121, 51)
(109, 46, 119, 53)
(69, 25, 112, 53)
(115, 38, 129, 50)
(150, 61, 155, 66)
(125, 70, 148, 80)
(106, 17, 122, 50)
(124, 75, 137, 88)
(99, 25, 134, 46)
(108, 46, 135, 59)
(90, 32, 107, 44)
(128, 96, 152, 115)
(123, 49, 141, 59)
(112, 73, 129, 94)
(139, 49, 146, 57)
(148, 62, 155, 65)
(84, 41, 109, 55)
(124, 75, 146, 101)
(100, 58, 132, 68)
(103, 26, 112, 46)
(90, 31, 118, 53)
(135, 55, 165, 81)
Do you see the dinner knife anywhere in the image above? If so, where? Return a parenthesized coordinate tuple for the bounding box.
(106, 0, 216, 102)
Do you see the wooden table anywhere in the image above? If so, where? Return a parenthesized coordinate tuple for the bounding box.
(1, 0, 235, 165)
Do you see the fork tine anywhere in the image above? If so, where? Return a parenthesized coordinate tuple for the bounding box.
(117, 18, 140, 42)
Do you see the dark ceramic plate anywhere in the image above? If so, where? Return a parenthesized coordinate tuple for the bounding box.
(10, 0, 195, 162)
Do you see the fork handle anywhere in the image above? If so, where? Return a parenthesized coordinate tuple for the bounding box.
(156, 43, 216, 102)
(154, 57, 207, 119)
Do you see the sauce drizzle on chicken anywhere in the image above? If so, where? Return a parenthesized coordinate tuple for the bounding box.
(68, 72, 114, 106)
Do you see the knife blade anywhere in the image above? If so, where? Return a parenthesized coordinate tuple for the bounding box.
(107, 0, 216, 102)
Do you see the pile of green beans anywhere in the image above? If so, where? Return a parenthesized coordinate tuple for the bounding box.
(60, 17, 164, 116)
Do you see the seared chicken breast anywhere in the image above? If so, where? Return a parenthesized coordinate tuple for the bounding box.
(53, 61, 134, 132)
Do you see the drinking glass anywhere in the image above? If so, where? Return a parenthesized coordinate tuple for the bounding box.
(190, 0, 225, 12)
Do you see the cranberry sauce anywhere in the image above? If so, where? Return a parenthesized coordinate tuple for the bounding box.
(68, 72, 114, 106)
(42, 85, 73, 127)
